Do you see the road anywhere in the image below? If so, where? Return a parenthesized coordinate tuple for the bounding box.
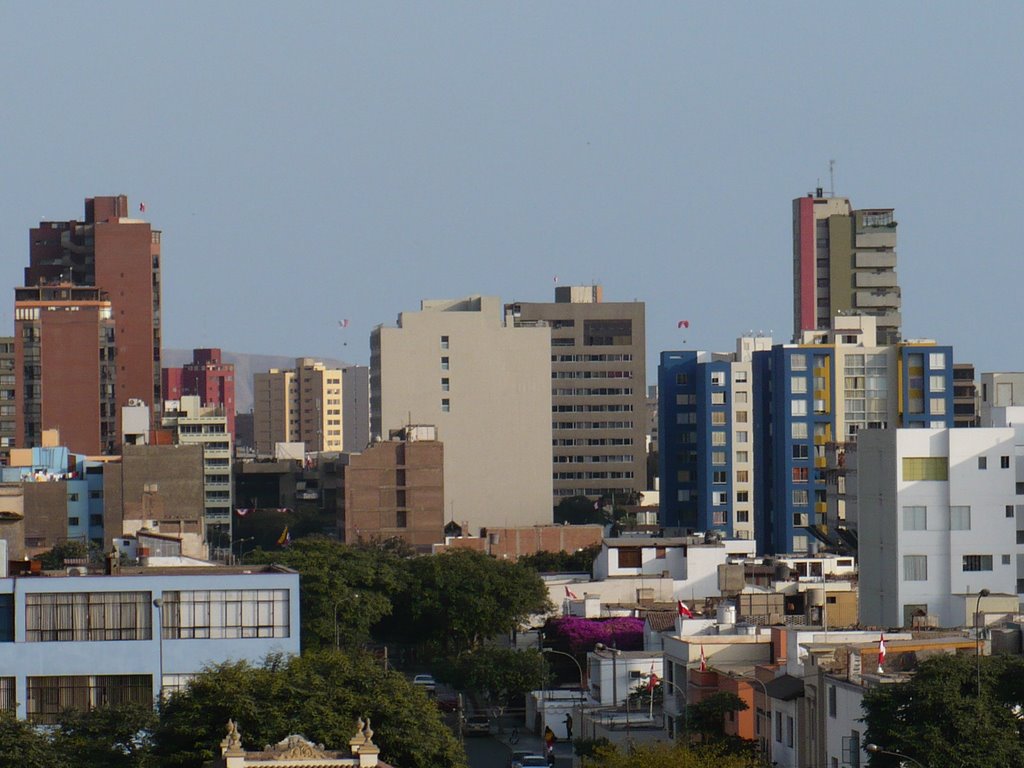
(463, 731, 572, 768)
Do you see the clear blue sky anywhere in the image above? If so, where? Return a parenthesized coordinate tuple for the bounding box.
(2, 3, 1021, 380)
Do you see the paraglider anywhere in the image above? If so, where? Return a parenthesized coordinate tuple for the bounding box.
(677, 320, 689, 329)
(338, 319, 350, 346)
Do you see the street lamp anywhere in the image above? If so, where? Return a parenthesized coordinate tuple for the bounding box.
(865, 742, 926, 768)
(542, 648, 586, 692)
(976, 588, 990, 696)
(234, 537, 255, 562)
(152, 598, 164, 701)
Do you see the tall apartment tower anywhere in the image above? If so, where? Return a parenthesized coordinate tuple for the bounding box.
(0, 338, 15, 463)
(371, 296, 552, 533)
(162, 348, 236, 439)
(793, 191, 901, 345)
(23, 195, 162, 443)
(505, 286, 646, 506)
(14, 286, 117, 455)
(253, 358, 343, 455)
(341, 365, 370, 453)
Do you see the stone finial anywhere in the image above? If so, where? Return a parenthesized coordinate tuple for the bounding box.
(362, 717, 374, 744)
(350, 717, 367, 753)
(221, 719, 244, 754)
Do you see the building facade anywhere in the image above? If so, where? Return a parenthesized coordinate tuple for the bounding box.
(253, 358, 343, 455)
(504, 286, 646, 505)
(343, 425, 443, 552)
(370, 296, 552, 533)
(858, 427, 1021, 628)
(792, 191, 901, 345)
(14, 285, 117, 455)
(23, 196, 162, 438)
(0, 339, 15, 464)
(163, 349, 236, 439)
(0, 565, 299, 721)
(341, 365, 370, 453)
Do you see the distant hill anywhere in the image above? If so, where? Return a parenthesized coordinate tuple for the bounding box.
(163, 349, 348, 414)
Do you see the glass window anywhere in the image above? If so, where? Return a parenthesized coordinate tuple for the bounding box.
(735, 371, 748, 383)
(791, 354, 807, 371)
(160, 589, 290, 639)
(929, 352, 946, 368)
(962, 555, 993, 572)
(903, 506, 927, 531)
(793, 490, 808, 506)
(440, 356, 450, 370)
(1002, 456, 1010, 469)
(711, 411, 727, 425)
(25, 592, 153, 642)
(903, 555, 928, 581)
(440, 335, 449, 349)
(792, 422, 808, 440)
(736, 431, 749, 443)
(902, 457, 948, 481)
(712, 451, 726, 465)
(929, 375, 946, 392)
(978, 456, 987, 470)
(950, 506, 971, 530)
(791, 377, 807, 394)
(930, 398, 946, 415)
(712, 431, 726, 446)
(711, 392, 726, 405)
(791, 400, 807, 417)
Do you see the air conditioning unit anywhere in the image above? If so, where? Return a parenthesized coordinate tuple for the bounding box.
(127, 398, 144, 407)
(66, 566, 86, 576)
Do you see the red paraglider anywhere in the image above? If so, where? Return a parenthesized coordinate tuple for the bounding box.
(677, 320, 689, 329)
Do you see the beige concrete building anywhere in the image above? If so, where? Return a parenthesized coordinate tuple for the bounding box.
(253, 358, 343, 455)
(370, 296, 552, 533)
(505, 286, 646, 505)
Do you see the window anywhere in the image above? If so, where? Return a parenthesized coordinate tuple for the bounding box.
(786, 715, 794, 747)
(737, 510, 749, 522)
(736, 451, 749, 463)
(25, 592, 152, 642)
(1002, 455, 1011, 469)
(711, 392, 726, 405)
(735, 391, 748, 403)
(441, 378, 450, 391)
(735, 410, 749, 423)
(711, 372, 725, 386)
(793, 490, 808, 506)
(1007, 505, 1015, 519)
(67, 493, 79, 502)
(903, 506, 927, 531)
(776, 711, 783, 742)
(617, 548, 642, 568)
(962, 555, 993, 572)
(950, 506, 971, 530)
(655, 547, 666, 559)
(902, 457, 948, 481)
(675, 374, 688, 385)
(791, 376, 807, 394)
(396, 510, 407, 528)
(160, 589, 290, 639)
(713, 471, 728, 484)
(792, 422, 808, 440)
(712, 451, 726, 465)
(929, 375, 946, 392)
(736, 491, 749, 503)
(828, 685, 837, 717)
(712, 431, 726, 446)
(736, 431, 749, 443)
(26, 674, 152, 724)
(904, 555, 928, 581)
(711, 411, 727, 425)
(735, 371, 748, 383)
(440, 335, 449, 349)
(792, 467, 809, 483)
(68, 517, 80, 527)
(930, 398, 946, 415)
(441, 398, 450, 412)
(736, 470, 749, 483)
(929, 352, 946, 368)
(713, 510, 727, 524)
(791, 354, 807, 371)
(441, 356, 449, 370)
(791, 400, 807, 416)
(792, 444, 809, 460)
(1003, 554, 1011, 566)
(978, 456, 987, 470)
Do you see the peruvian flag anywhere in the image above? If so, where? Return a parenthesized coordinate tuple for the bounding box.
(878, 633, 886, 673)
(678, 600, 694, 619)
(646, 664, 660, 692)
(565, 586, 580, 600)
(699, 644, 707, 672)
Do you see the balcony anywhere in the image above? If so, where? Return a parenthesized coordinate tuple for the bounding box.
(854, 290, 901, 309)
(854, 251, 896, 269)
(854, 271, 898, 288)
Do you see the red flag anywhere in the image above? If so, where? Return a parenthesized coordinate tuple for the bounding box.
(699, 644, 707, 672)
(878, 633, 886, 672)
(678, 600, 694, 619)
(647, 664, 659, 692)
(235, 508, 250, 517)
(565, 586, 580, 600)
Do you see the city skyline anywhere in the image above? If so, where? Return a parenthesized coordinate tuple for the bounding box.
(2, 4, 1022, 382)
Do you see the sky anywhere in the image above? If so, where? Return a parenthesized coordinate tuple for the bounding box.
(1, 3, 1022, 382)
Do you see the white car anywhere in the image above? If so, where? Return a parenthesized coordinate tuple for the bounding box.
(412, 674, 437, 692)
(511, 755, 547, 768)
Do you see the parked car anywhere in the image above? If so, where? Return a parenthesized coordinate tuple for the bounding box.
(511, 755, 547, 768)
(508, 751, 533, 768)
(435, 693, 458, 712)
(412, 674, 436, 693)
(462, 714, 490, 736)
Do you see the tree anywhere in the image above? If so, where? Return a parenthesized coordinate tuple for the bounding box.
(581, 741, 752, 768)
(153, 649, 466, 768)
(245, 536, 407, 650)
(383, 549, 551, 655)
(441, 647, 548, 707)
(863, 653, 1024, 768)
(554, 496, 610, 526)
(685, 692, 748, 744)
(51, 703, 157, 768)
(518, 545, 601, 573)
(37, 540, 103, 570)
(0, 710, 59, 768)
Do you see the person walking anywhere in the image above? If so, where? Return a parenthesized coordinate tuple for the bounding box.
(563, 713, 573, 740)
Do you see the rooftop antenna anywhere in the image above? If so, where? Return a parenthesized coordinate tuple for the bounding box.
(829, 159, 836, 196)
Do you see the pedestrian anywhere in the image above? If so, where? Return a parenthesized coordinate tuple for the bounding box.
(563, 712, 573, 740)
(544, 725, 556, 748)
(546, 745, 556, 767)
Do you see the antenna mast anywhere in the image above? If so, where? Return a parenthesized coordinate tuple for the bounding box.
(829, 159, 836, 196)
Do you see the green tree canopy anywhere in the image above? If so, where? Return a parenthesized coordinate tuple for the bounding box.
(581, 741, 753, 768)
(863, 653, 1024, 768)
(440, 647, 548, 706)
(685, 692, 748, 744)
(0, 710, 60, 768)
(37, 540, 103, 570)
(382, 549, 552, 655)
(245, 536, 408, 650)
(51, 703, 157, 768)
(517, 545, 600, 573)
(153, 649, 466, 768)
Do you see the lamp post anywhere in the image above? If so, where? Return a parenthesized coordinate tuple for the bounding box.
(542, 648, 586, 691)
(865, 742, 926, 768)
(729, 672, 771, 764)
(975, 588, 990, 696)
(152, 597, 164, 701)
(233, 536, 254, 562)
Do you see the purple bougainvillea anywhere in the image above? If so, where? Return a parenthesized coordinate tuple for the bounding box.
(544, 616, 645, 654)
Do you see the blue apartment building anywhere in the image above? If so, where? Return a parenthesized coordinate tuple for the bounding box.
(0, 564, 300, 721)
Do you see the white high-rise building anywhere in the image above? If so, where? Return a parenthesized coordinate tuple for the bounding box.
(370, 296, 552, 533)
(858, 427, 1021, 628)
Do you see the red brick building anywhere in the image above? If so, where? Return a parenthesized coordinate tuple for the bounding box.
(21, 195, 162, 450)
(163, 348, 236, 438)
